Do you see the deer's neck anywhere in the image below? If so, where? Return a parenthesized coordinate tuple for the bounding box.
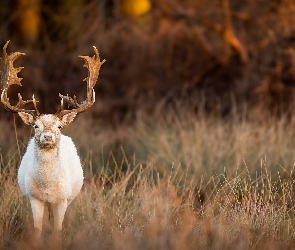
(35, 146, 59, 163)
(34, 143, 60, 183)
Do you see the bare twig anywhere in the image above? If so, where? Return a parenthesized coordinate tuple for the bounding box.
(222, 0, 248, 63)
(13, 114, 21, 161)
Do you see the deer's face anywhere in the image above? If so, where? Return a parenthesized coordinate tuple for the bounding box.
(18, 112, 77, 149)
(33, 115, 63, 148)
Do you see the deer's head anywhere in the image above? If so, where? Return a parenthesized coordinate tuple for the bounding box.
(0, 41, 105, 148)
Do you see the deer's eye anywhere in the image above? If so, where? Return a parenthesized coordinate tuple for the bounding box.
(58, 126, 62, 129)
(33, 125, 38, 129)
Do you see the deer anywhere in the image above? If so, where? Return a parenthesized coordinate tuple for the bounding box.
(0, 41, 105, 238)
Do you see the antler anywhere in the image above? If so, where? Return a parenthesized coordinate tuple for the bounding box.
(57, 46, 105, 118)
(0, 41, 40, 116)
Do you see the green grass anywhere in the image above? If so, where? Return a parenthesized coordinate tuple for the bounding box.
(0, 111, 295, 249)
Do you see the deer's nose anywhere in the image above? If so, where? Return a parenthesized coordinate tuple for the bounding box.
(44, 135, 52, 141)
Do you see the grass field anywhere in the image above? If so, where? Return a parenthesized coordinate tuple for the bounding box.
(1, 110, 295, 249)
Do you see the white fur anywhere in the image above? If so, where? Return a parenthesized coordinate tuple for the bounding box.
(17, 114, 84, 237)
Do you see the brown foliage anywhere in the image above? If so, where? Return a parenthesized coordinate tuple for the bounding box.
(1, 0, 295, 123)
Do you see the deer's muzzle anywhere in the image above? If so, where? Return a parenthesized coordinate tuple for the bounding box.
(40, 132, 56, 145)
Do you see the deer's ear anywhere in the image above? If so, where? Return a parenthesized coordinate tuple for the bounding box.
(18, 112, 35, 125)
(61, 112, 77, 126)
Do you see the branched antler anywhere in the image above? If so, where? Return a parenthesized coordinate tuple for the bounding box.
(0, 41, 104, 119)
(0, 41, 39, 116)
(57, 46, 105, 118)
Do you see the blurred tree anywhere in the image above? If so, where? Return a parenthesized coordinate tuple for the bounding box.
(30, 0, 86, 43)
(16, 0, 41, 44)
(57, 0, 85, 40)
(121, 0, 151, 17)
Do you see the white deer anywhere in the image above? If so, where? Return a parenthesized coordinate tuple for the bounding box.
(0, 41, 105, 237)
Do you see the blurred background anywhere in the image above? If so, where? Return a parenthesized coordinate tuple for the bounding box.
(1, 0, 295, 124)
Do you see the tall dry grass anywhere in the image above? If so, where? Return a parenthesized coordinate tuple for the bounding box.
(0, 110, 295, 249)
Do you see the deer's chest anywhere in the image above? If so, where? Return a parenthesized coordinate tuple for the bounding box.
(29, 176, 68, 203)
(29, 163, 69, 203)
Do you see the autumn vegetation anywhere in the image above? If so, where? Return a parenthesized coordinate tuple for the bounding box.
(1, 0, 295, 249)
(0, 111, 295, 249)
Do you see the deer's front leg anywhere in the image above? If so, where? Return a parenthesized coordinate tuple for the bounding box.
(52, 200, 68, 233)
(29, 197, 44, 238)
